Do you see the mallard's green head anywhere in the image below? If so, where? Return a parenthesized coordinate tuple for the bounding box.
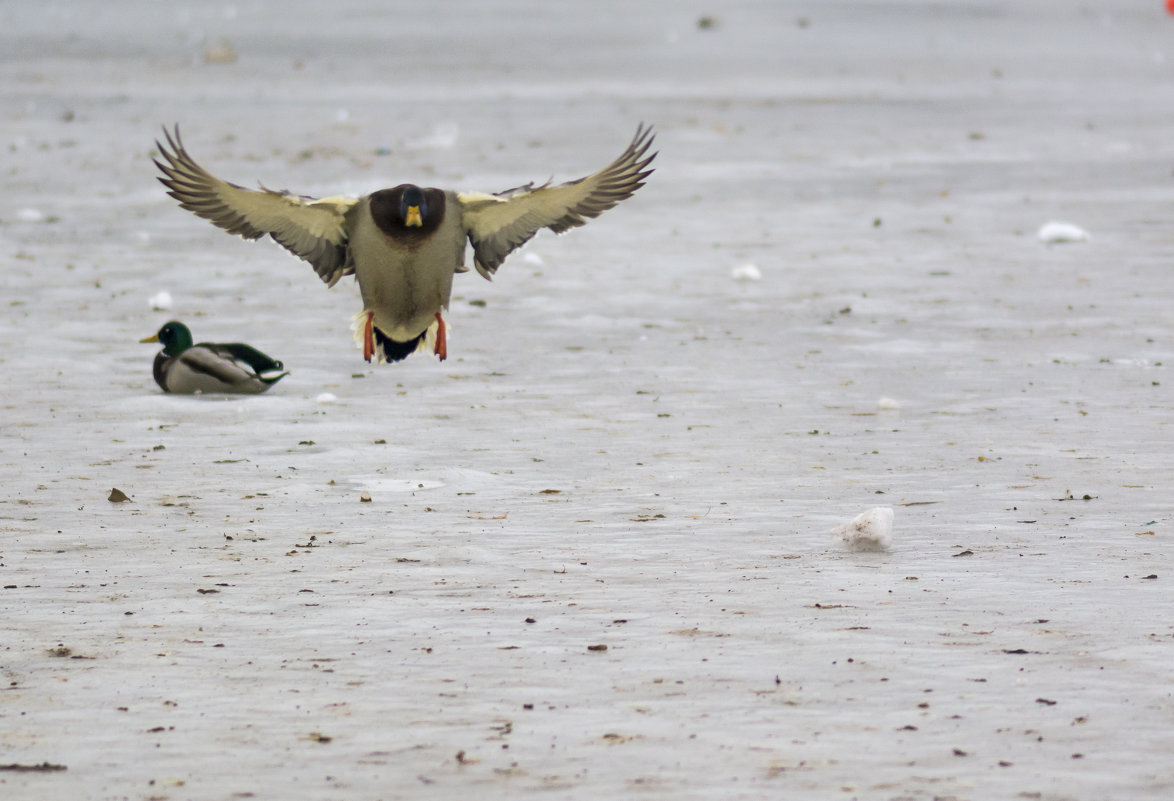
(140, 321, 193, 356)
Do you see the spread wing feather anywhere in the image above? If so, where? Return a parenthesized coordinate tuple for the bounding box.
(457, 124, 656, 279)
(154, 126, 357, 286)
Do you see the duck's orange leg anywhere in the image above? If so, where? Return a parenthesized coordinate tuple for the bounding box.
(434, 312, 447, 361)
(363, 311, 375, 362)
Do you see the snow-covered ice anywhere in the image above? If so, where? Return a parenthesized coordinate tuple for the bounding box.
(2, 2, 1174, 800)
(405, 121, 460, 150)
(831, 506, 895, 551)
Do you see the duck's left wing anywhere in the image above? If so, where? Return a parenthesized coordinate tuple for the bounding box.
(154, 125, 358, 286)
(457, 124, 656, 279)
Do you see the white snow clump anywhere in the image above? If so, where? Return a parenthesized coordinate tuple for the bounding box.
(731, 263, 762, 281)
(831, 507, 894, 551)
(1037, 222, 1089, 244)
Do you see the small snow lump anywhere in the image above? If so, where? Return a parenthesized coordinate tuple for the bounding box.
(1037, 221, 1089, 244)
(831, 507, 894, 551)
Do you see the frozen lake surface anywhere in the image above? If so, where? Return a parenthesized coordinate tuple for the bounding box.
(2, 1, 1173, 799)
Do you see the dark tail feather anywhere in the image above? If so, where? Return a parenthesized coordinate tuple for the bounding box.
(373, 328, 426, 363)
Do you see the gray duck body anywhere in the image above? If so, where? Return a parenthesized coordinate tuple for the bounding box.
(152, 347, 283, 394)
(351, 186, 465, 344)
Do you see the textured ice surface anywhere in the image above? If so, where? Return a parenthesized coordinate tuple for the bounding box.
(2, 1, 1173, 800)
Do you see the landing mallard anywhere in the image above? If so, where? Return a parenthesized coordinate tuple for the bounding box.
(141, 321, 288, 394)
(154, 124, 656, 363)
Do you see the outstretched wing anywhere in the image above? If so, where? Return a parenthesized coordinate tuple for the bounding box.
(457, 124, 656, 279)
(154, 125, 358, 286)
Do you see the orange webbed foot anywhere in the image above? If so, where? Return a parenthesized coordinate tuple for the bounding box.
(434, 312, 447, 361)
(363, 311, 375, 363)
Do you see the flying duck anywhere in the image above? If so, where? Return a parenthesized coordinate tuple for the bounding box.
(141, 321, 288, 394)
(153, 124, 656, 363)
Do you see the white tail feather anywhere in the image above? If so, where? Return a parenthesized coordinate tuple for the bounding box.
(350, 309, 447, 364)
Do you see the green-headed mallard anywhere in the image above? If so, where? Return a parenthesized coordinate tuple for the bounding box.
(153, 124, 656, 363)
(141, 321, 288, 394)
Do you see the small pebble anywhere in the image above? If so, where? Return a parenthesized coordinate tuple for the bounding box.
(203, 39, 237, 64)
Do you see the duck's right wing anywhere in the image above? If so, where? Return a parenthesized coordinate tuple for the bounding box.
(154, 125, 357, 286)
